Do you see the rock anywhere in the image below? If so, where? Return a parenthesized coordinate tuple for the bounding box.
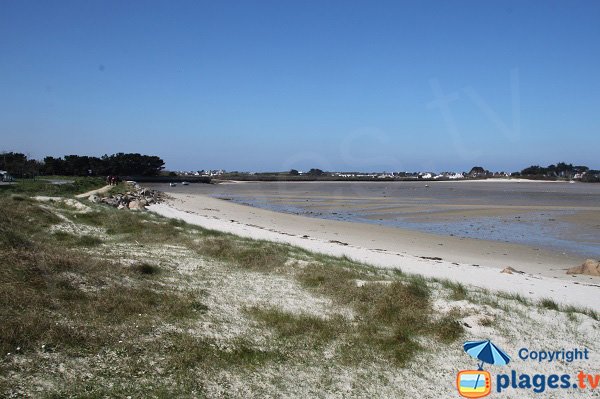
(501, 266, 524, 274)
(103, 198, 119, 207)
(128, 200, 143, 210)
(566, 259, 600, 277)
(92, 185, 161, 210)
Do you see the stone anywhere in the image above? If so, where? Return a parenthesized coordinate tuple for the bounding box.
(93, 184, 161, 210)
(103, 198, 118, 207)
(566, 259, 600, 277)
(128, 200, 146, 210)
(501, 266, 524, 274)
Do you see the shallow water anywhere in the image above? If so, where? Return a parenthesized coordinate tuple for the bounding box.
(150, 180, 600, 258)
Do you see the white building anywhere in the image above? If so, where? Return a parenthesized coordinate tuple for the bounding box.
(0, 170, 12, 182)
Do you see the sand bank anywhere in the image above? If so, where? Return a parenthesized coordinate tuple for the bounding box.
(455, 178, 572, 183)
(148, 193, 599, 310)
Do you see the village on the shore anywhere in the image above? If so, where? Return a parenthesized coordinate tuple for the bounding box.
(1, 151, 599, 183)
(172, 163, 599, 182)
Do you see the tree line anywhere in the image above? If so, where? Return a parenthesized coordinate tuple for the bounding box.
(0, 152, 165, 178)
(515, 162, 599, 182)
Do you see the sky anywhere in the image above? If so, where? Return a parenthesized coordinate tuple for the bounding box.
(1, 0, 599, 172)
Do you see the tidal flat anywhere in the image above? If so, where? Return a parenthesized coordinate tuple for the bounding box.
(153, 180, 600, 259)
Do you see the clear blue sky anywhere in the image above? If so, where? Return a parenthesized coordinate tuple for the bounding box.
(1, 0, 599, 172)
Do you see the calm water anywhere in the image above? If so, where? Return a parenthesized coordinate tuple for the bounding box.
(150, 181, 600, 258)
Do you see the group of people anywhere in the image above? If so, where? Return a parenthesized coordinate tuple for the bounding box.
(106, 175, 120, 186)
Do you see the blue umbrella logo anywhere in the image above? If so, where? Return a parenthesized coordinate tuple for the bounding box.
(456, 340, 510, 398)
(464, 340, 511, 370)
(462, 340, 511, 395)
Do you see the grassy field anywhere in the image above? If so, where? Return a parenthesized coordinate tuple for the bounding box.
(0, 176, 106, 196)
(0, 181, 597, 397)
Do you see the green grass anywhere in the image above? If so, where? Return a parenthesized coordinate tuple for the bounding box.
(132, 262, 161, 275)
(51, 231, 104, 247)
(0, 196, 201, 383)
(73, 207, 192, 244)
(542, 300, 598, 321)
(0, 244, 199, 358)
(197, 236, 289, 272)
(247, 258, 463, 366)
(562, 305, 599, 321)
(0, 177, 105, 197)
(193, 232, 466, 366)
(105, 182, 133, 196)
(163, 332, 284, 371)
(440, 279, 469, 301)
(498, 291, 531, 305)
(248, 306, 345, 344)
(433, 315, 464, 343)
(195, 235, 466, 366)
(0, 191, 294, 396)
(539, 298, 560, 311)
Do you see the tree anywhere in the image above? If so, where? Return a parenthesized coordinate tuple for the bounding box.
(468, 166, 487, 177)
(43, 156, 65, 175)
(520, 165, 546, 175)
(38, 153, 165, 176)
(289, 169, 299, 176)
(0, 152, 30, 177)
(581, 170, 600, 183)
(105, 153, 165, 176)
(63, 155, 93, 176)
(307, 168, 325, 176)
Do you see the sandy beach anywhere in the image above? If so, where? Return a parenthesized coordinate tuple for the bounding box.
(148, 192, 600, 311)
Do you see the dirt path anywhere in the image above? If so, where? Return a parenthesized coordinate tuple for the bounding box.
(75, 185, 113, 198)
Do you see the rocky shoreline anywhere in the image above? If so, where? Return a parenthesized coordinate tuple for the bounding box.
(88, 183, 162, 210)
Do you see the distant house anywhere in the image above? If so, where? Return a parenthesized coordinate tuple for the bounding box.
(0, 170, 12, 182)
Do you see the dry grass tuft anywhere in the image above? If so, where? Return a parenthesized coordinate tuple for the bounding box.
(197, 237, 288, 272)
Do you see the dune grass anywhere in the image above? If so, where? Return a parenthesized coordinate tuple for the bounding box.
(540, 297, 560, 311)
(197, 239, 465, 366)
(0, 196, 200, 359)
(0, 189, 295, 396)
(196, 236, 289, 272)
(1, 176, 105, 197)
(439, 279, 469, 301)
(51, 231, 104, 247)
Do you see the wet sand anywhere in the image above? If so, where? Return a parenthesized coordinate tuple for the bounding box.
(159, 192, 591, 278)
(150, 180, 600, 258)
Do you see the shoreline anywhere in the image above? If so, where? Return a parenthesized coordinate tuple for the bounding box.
(147, 193, 600, 310)
(149, 179, 600, 260)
